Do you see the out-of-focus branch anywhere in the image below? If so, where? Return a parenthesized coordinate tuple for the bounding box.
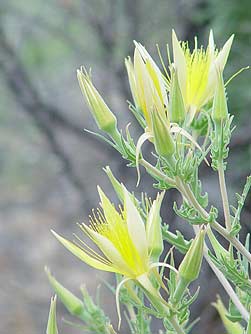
(0, 26, 95, 207)
(231, 129, 251, 150)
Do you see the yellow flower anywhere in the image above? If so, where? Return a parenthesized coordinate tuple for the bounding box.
(52, 186, 173, 326)
(171, 30, 234, 120)
(125, 42, 168, 133)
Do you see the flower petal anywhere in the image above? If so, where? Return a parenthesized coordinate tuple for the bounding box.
(172, 30, 187, 100)
(208, 29, 215, 59)
(51, 230, 116, 273)
(81, 224, 134, 276)
(123, 187, 148, 261)
(205, 34, 234, 103)
(214, 34, 234, 71)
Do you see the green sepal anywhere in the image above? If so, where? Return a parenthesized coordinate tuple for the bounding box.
(46, 268, 84, 317)
(46, 296, 58, 334)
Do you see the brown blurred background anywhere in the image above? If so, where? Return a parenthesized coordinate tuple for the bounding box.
(0, 0, 251, 333)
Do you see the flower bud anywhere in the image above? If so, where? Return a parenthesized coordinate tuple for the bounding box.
(151, 111, 175, 159)
(169, 68, 186, 124)
(179, 228, 205, 282)
(172, 228, 205, 304)
(45, 267, 84, 317)
(77, 68, 118, 136)
(46, 296, 58, 334)
(212, 296, 243, 334)
(146, 192, 165, 261)
(212, 69, 228, 122)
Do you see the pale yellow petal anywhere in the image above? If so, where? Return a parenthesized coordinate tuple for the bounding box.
(172, 29, 187, 100)
(51, 230, 116, 273)
(208, 29, 215, 59)
(81, 224, 134, 276)
(97, 186, 122, 227)
(123, 187, 148, 261)
(214, 34, 234, 71)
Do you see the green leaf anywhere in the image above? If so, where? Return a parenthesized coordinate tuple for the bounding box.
(230, 175, 251, 236)
(162, 225, 192, 254)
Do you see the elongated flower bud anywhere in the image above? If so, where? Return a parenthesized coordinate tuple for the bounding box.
(46, 296, 58, 334)
(146, 192, 165, 261)
(45, 267, 84, 317)
(151, 111, 175, 159)
(77, 68, 118, 136)
(212, 69, 228, 122)
(179, 228, 205, 282)
(212, 296, 243, 334)
(169, 68, 186, 124)
(172, 228, 205, 303)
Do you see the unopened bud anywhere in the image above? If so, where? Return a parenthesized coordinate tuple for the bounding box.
(179, 228, 205, 282)
(172, 228, 205, 304)
(151, 111, 175, 159)
(212, 296, 243, 334)
(169, 68, 186, 124)
(46, 296, 58, 334)
(45, 267, 84, 317)
(146, 192, 165, 261)
(77, 68, 118, 135)
(212, 69, 228, 122)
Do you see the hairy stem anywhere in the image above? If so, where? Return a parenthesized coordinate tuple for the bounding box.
(218, 163, 231, 231)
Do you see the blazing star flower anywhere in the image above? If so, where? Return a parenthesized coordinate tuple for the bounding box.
(171, 30, 234, 121)
(52, 186, 174, 326)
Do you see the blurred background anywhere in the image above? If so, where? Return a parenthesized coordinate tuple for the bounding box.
(0, 0, 250, 333)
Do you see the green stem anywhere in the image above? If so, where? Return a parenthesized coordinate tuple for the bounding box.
(181, 182, 251, 264)
(139, 158, 251, 264)
(218, 163, 231, 231)
(139, 158, 175, 186)
(192, 225, 249, 322)
(168, 315, 186, 334)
